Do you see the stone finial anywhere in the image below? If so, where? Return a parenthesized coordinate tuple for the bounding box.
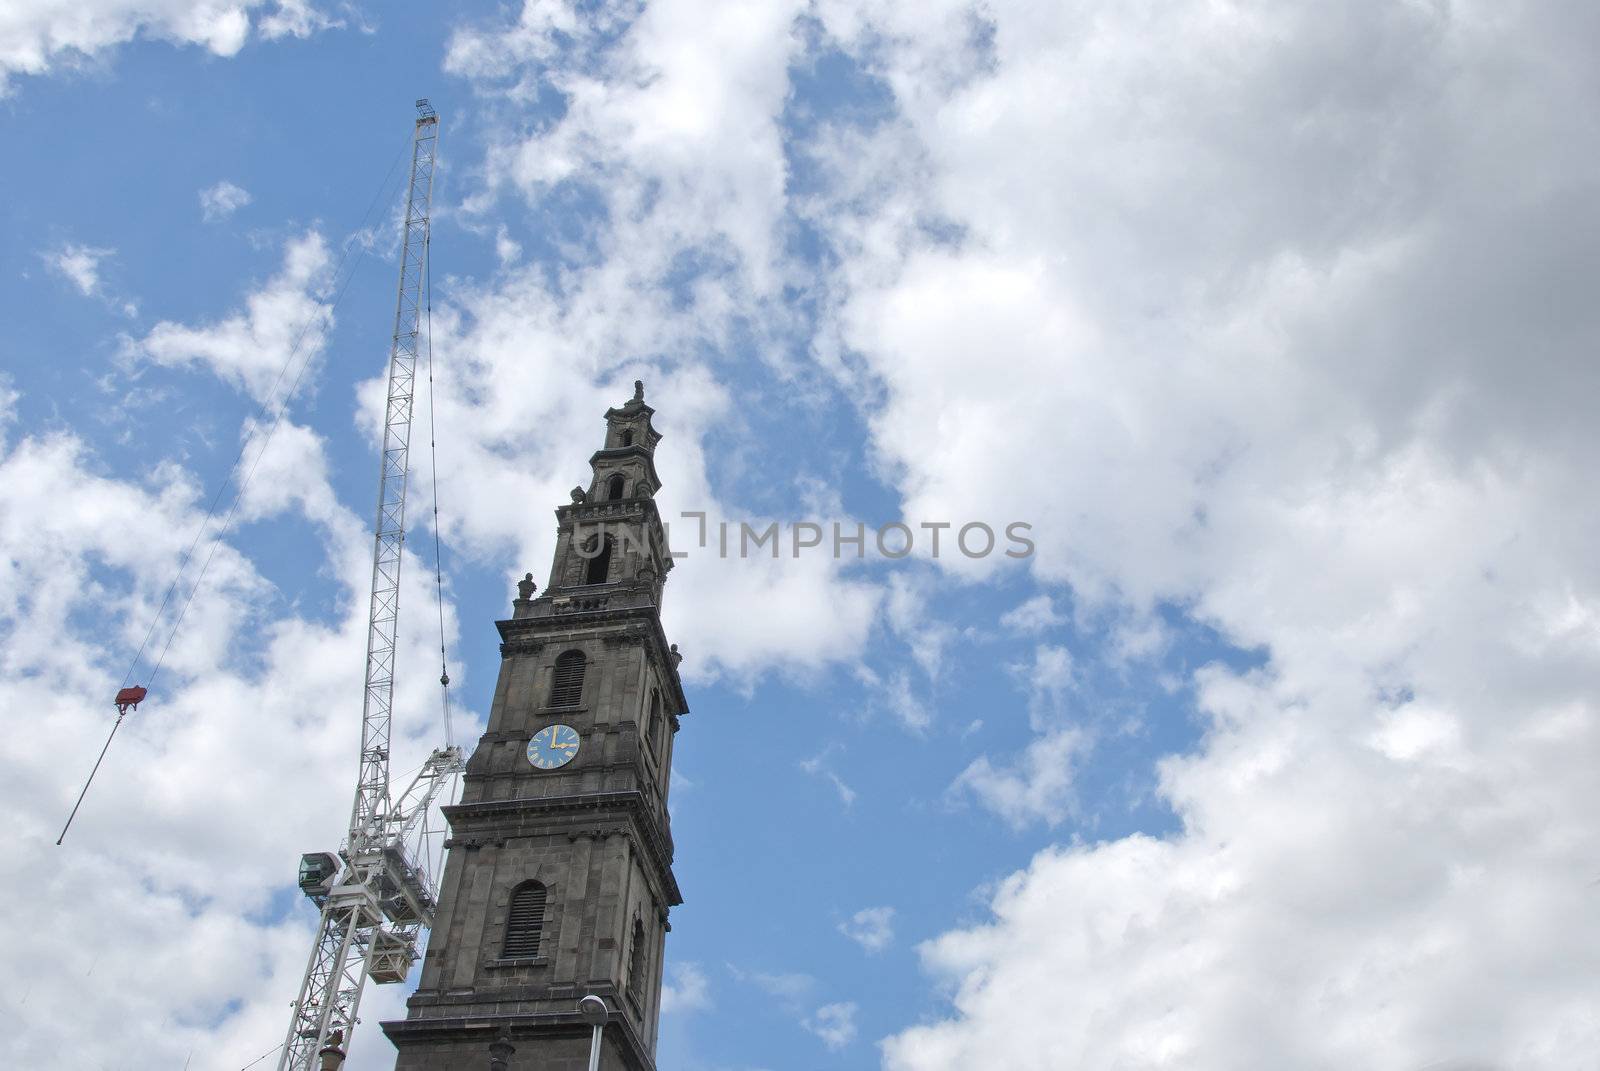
(670, 643, 682, 668)
(488, 1030, 515, 1071)
(318, 1029, 346, 1071)
(570, 486, 586, 504)
(517, 573, 537, 601)
(633, 379, 645, 402)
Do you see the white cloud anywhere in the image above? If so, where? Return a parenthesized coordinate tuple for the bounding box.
(16, 0, 1599, 1067)
(804, 1001, 858, 1050)
(43, 241, 138, 316)
(838, 906, 895, 954)
(950, 727, 1085, 830)
(0, 0, 337, 95)
(799, 748, 856, 807)
(494, 223, 521, 265)
(886, 572, 956, 681)
(660, 961, 711, 1014)
(408, 306, 884, 680)
(257, 0, 339, 39)
(127, 229, 333, 401)
(0, 225, 461, 1069)
(0, 374, 17, 437)
(43, 242, 114, 297)
(999, 594, 1063, 634)
(0, 412, 452, 1071)
(728, 965, 815, 1009)
(233, 415, 344, 527)
(800, 0, 1600, 1066)
(199, 179, 253, 221)
(417, 0, 889, 684)
(1020, 643, 1073, 730)
(447, 0, 804, 296)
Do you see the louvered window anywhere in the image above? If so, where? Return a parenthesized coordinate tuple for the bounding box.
(607, 473, 626, 500)
(550, 651, 585, 707)
(627, 916, 647, 1004)
(621, 430, 634, 447)
(503, 882, 546, 958)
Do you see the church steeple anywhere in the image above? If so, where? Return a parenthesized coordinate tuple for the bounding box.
(384, 385, 686, 1071)
(545, 380, 673, 607)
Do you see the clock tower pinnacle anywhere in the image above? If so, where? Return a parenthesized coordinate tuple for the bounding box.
(383, 383, 685, 1070)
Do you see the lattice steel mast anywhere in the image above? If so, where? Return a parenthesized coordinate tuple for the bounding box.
(278, 100, 463, 1071)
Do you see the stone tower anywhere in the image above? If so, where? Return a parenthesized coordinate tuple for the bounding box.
(384, 382, 686, 1070)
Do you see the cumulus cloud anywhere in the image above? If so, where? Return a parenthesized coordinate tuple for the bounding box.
(257, 0, 340, 39)
(421, 0, 887, 684)
(804, 1001, 858, 1050)
(797, 0, 1600, 1065)
(43, 242, 114, 296)
(660, 961, 711, 1014)
(42, 241, 138, 315)
(1017, 643, 1074, 731)
(16, 0, 1600, 1068)
(0, 0, 338, 95)
(999, 594, 1063, 634)
(885, 572, 956, 681)
(127, 229, 333, 401)
(1, 228, 460, 1069)
(950, 727, 1085, 830)
(0, 410, 451, 1070)
(838, 905, 895, 954)
(493, 223, 521, 265)
(199, 179, 253, 221)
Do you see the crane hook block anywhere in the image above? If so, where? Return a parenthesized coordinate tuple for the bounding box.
(114, 686, 148, 714)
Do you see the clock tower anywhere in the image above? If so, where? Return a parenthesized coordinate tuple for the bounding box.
(383, 382, 685, 1070)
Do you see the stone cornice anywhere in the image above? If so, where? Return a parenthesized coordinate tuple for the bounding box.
(589, 443, 662, 489)
(444, 790, 682, 907)
(381, 1006, 656, 1071)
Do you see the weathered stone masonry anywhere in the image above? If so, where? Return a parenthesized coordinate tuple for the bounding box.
(384, 384, 686, 1071)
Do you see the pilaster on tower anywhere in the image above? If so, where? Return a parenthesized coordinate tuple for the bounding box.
(383, 383, 687, 1071)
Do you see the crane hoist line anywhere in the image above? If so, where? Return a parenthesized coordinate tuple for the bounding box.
(278, 99, 463, 1071)
(55, 126, 416, 848)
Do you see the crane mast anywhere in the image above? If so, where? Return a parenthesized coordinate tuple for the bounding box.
(278, 100, 463, 1071)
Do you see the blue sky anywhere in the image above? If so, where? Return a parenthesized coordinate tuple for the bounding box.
(5, 2, 1600, 1070)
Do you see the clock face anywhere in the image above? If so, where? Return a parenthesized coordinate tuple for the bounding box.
(527, 723, 581, 770)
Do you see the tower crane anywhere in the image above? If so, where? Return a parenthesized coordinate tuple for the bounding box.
(278, 100, 463, 1071)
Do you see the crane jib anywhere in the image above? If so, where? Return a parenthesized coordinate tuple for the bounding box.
(277, 99, 464, 1071)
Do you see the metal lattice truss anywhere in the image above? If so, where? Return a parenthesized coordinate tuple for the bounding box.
(352, 104, 437, 854)
(279, 103, 462, 1071)
(279, 746, 461, 1071)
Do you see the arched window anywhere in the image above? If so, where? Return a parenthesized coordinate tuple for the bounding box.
(621, 429, 634, 447)
(607, 473, 626, 501)
(549, 651, 585, 707)
(628, 916, 647, 1004)
(583, 536, 612, 585)
(503, 881, 547, 958)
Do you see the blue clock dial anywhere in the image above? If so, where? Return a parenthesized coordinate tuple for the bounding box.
(527, 723, 581, 770)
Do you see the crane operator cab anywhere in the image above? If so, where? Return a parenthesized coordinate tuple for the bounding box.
(298, 852, 340, 904)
